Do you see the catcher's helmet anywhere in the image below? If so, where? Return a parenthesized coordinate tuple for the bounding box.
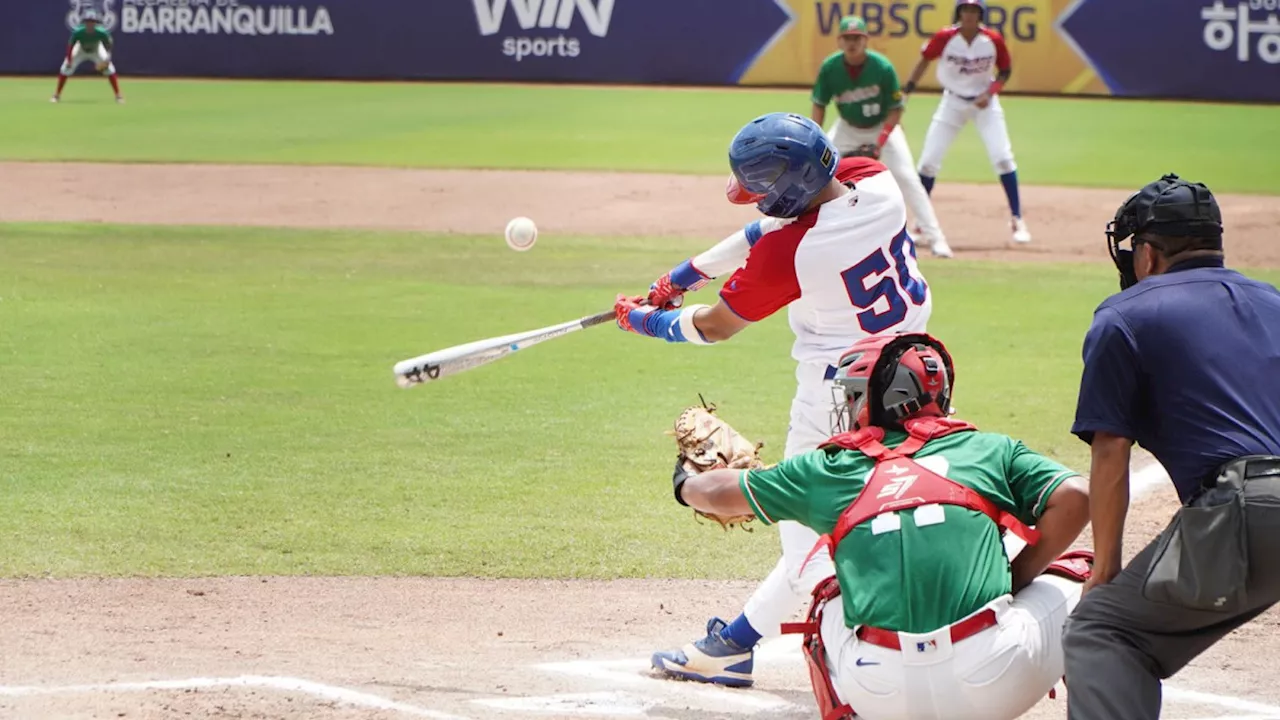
(831, 333, 955, 432)
(727, 112, 840, 219)
(1106, 173, 1222, 289)
(954, 0, 985, 22)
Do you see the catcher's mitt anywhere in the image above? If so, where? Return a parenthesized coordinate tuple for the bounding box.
(670, 400, 764, 531)
(848, 143, 881, 159)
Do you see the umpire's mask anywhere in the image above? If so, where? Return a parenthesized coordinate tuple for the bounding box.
(1107, 174, 1223, 291)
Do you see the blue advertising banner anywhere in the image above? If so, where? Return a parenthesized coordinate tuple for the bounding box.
(1, 0, 793, 83)
(1057, 0, 1280, 102)
(1, 0, 1275, 102)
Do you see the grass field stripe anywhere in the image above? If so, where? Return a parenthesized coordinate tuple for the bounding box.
(0, 675, 469, 719)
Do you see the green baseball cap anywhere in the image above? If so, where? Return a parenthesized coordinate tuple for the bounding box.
(839, 16, 869, 36)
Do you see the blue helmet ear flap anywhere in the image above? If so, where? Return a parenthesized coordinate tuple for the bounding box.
(728, 113, 840, 219)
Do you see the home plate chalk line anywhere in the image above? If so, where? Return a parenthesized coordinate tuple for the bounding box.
(0, 464, 1270, 719)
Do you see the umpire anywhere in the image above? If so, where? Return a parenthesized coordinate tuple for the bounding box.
(1064, 173, 1280, 719)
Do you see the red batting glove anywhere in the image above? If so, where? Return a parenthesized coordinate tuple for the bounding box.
(614, 294, 651, 334)
(647, 273, 685, 310)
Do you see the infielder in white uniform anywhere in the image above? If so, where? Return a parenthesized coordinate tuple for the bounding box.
(614, 112, 933, 688)
(904, 0, 1030, 244)
(814, 16, 952, 259)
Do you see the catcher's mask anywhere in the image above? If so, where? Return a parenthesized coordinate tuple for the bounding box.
(1106, 173, 1222, 290)
(728, 112, 840, 219)
(831, 333, 955, 433)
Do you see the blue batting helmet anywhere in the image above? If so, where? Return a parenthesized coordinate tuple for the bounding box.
(954, 0, 985, 21)
(727, 113, 840, 219)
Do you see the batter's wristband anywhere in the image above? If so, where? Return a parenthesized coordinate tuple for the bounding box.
(670, 258, 711, 292)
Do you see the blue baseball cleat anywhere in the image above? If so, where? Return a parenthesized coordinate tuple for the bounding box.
(650, 617, 754, 687)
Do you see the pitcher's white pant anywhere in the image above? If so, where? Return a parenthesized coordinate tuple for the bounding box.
(824, 574, 1081, 720)
(917, 91, 1016, 178)
(828, 120, 945, 248)
(60, 43, 114, 75)
(741, 360, 839, 638)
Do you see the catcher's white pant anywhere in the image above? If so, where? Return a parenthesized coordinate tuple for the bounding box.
(741, 360, 841, 638)
(917, 92, 1017, 178)
(60, 43, 115, 75)
(824, 574, 1081, 720)
(827, 120, 946, 249)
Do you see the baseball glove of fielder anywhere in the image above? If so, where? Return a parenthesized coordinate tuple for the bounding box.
(848, 143, 881, 159)
(95, 61, 109, 73)
(670, 400, 764, 531)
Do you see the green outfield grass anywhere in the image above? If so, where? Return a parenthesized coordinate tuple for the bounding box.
(1, 78, 1278, 193)
(4, 223, 1275, 578)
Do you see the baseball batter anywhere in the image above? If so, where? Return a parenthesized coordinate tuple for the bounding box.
(904, 0, 1029, 243)
(615, 112, 933, 688)
(814, 16, 952, 259)
(52, 9, 124, 104)
(673, 332, 1093, 720)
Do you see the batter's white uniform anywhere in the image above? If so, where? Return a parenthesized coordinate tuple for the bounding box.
(61, 42, 115, 76)
(690, 157, 933, 638)
(824, 572, 1080, 719)
(915, 26, 1015, 180)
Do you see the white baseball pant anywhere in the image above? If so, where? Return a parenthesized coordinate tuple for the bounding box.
(60, 43, 115, 75)
(741, 359, 839, 638)
(827, 120, 946, 248)
(824, 573, 1081, 720)
(917, 91, 1017, 178)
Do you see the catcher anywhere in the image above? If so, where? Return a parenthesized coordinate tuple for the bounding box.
(52, 9, 124, 104)
(670, 332, 1093, 720)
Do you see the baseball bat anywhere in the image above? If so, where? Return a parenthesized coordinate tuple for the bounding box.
(393, 310, 615, 388)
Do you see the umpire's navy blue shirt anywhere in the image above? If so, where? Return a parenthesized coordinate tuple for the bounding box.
(1072, 257, 1280, 502)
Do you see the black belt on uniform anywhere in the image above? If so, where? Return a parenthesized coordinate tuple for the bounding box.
(1196, 455, 1280, 498)
(947, 90, 980, 101)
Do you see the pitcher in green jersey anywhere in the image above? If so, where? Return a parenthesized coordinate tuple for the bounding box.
(52, 9, 124, 104)
(812, 16, 950, 259)
(672, 332, 1092, 720)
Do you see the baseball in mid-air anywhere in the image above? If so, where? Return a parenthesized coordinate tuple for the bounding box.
(504, 216, 538, 252)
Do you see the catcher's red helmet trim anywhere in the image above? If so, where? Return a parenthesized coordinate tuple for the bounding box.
(832, 332, 955, 431)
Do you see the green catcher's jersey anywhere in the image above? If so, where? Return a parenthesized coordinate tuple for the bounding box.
(70, 25, 112, 53)
(811, 50, 903, 127)
(740, 430, 1078, 634)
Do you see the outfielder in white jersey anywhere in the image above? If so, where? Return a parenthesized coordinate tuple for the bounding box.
(614, 113, 932, 688)
(904, 0, 1031, 245)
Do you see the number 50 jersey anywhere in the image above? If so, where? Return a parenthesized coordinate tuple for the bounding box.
(719, 158, 932, 365)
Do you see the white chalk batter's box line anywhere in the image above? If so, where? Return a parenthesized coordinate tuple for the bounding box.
(2, 660, 1278, 720)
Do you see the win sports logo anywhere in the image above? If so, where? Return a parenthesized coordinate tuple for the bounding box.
(472, 0, 616, 61)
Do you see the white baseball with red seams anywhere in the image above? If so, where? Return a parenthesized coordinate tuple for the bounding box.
(504, 216, 538, 252)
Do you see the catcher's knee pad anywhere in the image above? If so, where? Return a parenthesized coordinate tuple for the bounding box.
(781, 576, 854, 720)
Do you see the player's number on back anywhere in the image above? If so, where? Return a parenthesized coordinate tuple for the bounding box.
(862, 103, 881, 118)
(841, 229, 929, 334)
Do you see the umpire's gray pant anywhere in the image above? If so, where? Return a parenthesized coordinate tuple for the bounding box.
(1063, 476, 1280, 719)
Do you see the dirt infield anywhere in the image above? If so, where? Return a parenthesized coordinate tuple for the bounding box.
(3, 161, 1280, 719)
(5, 161, 1280, 266)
